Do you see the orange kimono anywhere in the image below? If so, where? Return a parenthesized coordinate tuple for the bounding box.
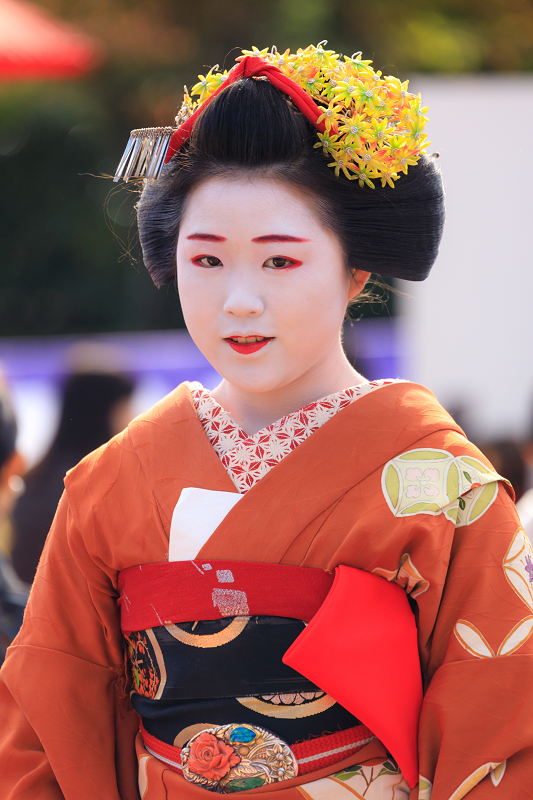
(0, 381, 532, 799)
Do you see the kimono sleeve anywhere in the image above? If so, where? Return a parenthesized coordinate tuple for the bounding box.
(417, 485, 533, 800)
(0, 492, 140, 800)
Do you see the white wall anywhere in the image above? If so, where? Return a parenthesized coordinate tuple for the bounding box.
(397, 75, 533, 440)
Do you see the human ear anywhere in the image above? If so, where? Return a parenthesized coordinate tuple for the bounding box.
(347, 269, 371, 302)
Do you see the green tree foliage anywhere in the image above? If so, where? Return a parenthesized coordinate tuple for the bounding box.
(1, 0, 532, 335)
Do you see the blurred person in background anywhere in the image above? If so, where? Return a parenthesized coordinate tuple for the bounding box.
(11, 371, 135, 584)
(0, 377, 29, 665)
(474, 436, 533, 545)
(474, 439, 526, 504)
(516, 417, 533, 540)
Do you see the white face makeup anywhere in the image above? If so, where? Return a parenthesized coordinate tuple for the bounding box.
(176, 176, 368, 421)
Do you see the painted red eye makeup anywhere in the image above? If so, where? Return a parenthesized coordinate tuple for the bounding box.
(264, 256, 303, 270)
(192, 255, 222, 267)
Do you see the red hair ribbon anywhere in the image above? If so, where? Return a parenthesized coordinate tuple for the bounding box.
(164, 55, 327, 163)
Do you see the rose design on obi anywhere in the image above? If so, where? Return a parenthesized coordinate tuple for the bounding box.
(187, 731, 241, 781)
(182, 723, 298, 790)
(405, 467, 440, 498)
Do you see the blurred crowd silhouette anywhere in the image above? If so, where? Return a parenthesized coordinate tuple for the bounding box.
(11, 370, 134, 583)
(0, 367, 135, 662)
(0, 376, 28, 663)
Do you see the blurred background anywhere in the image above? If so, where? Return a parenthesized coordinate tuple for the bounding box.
(0, 0, 532, 604)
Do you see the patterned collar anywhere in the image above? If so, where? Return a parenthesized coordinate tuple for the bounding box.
(188, 380, 403, 494)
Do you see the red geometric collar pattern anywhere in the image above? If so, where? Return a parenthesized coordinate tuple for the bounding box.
(189, 380, 401, 494)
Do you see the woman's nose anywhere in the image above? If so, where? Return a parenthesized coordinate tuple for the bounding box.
(222, 281, 265, 317)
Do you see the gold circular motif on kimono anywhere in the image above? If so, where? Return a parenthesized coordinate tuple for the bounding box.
(381, 447, 502, 525)
(236, 693, 337, 718)
(164, 616, 250, 648)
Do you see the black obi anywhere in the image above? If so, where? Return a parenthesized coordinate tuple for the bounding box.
(125, 614, 362, 748)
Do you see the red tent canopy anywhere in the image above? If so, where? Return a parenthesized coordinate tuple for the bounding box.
(0, 0, 104, 80)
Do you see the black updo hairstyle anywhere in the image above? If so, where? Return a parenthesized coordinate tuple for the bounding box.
(137, 77, 444, 288)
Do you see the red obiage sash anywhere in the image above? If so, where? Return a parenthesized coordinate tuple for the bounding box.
(118, 560, 422, 788)
(118, 560, 333, 635)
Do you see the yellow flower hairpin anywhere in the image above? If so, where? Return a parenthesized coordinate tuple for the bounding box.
(178, 42, 430, 189)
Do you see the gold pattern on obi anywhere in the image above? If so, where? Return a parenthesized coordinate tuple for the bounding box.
(164, 617, 250, 648)
(236, 692, 336, 718)
(181, 723, 298, 793)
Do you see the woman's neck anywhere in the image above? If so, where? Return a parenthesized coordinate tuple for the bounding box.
(210, 353, 366, 436)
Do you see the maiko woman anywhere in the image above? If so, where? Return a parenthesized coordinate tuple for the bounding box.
(1, 44, 531, 800)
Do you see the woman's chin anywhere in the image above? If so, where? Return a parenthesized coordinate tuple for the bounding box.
(215, 366, 294, 396)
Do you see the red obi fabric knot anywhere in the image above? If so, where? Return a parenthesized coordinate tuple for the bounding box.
(283, 565, 422, 788)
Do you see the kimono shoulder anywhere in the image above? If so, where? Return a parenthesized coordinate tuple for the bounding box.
(62, 382, 235, 575)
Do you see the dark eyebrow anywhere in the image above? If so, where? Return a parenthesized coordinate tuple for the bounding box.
(251, 235, 311, 243)
(186, 233, 227, 242)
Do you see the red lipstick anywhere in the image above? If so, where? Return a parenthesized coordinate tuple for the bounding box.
(225, 337, 273, 354)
